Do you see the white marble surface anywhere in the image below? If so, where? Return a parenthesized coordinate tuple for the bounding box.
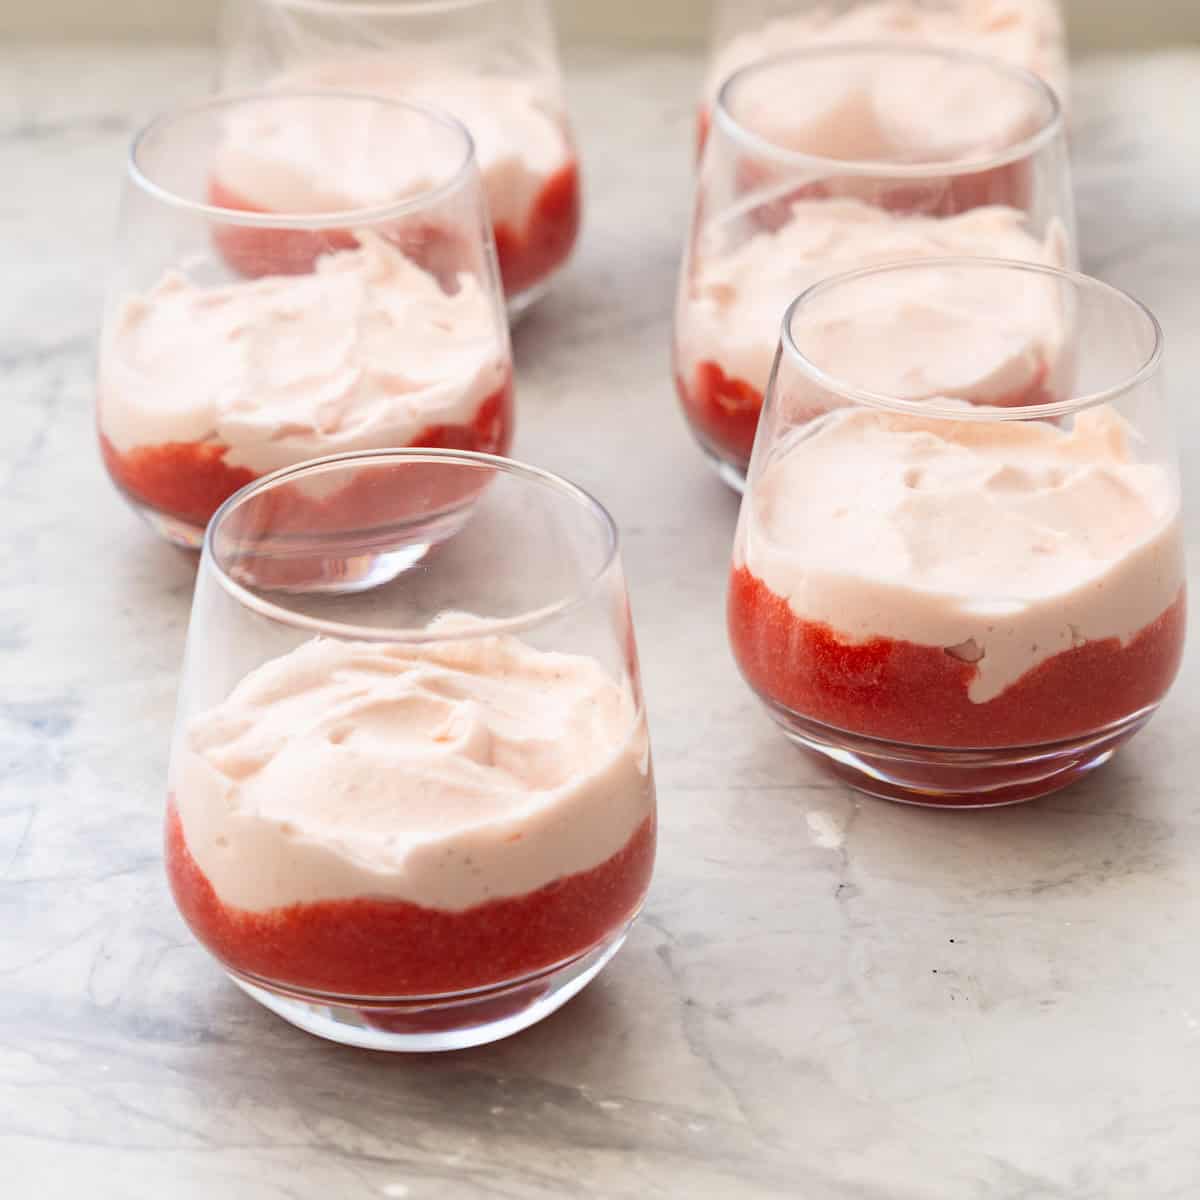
(5, 43, 1200, 1199)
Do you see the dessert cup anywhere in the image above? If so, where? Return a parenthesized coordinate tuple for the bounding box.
(97, 92, 513, 549)
(217, 0, 581, 316)
(699, 0, 1068, 153)
(728, 259, 1186, 806)
(674, 44, 1073, 489)
(167, 449, 656, 1049)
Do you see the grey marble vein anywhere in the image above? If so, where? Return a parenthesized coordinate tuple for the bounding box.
(4, 42, 1200, 1200)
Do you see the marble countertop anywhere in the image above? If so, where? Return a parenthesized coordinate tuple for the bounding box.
(5, 43, 1200, 1199)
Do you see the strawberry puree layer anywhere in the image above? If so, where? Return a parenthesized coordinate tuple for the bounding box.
(100, 382, 512, 531)
(492, 160, 581, 297)
(166, 803, 654, 997)
(209, 178, 357, 278)
(675, 365, 763, 468)
(210, 165, 580, 297)
(729, 569, 1185, 750)
(99, 435, 258, 530)
(208, 178, 480, 290)
(677, 361, 1054, 472)
(728, 160, 1035, 229)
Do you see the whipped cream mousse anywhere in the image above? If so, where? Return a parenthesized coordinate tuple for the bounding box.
(704, 0, 1067, 118)
(729, 405, 1186, 750)
(676, 199, 1064, 465)
(167, 629, 656, 998)
(212, 60, 580, 296)
(99, 233, 512, 529)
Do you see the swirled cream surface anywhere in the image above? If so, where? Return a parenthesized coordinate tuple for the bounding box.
(739, 406, 1184, 702)
(217, 60, 572, 231)
(707, 0, 1068, 109)
(100, 234, 508, 475)
(172, 630, 653, 913)
(679, 200, 1065, 399)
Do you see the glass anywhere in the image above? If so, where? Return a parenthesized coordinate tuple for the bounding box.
(166, 449, 657, 1050)
(701, 0, 1068, 149)
(674, 44, 1073, 490)
(97, 92, 513, 551)
(217, 0, 581, 315)
(729, 259, 1186, 808)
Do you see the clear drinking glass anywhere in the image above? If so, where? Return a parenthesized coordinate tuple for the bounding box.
(97, 92, 513, 550)
(217, 0, 581, 315)
(701, 0, 1068, 150)
(674, 44, 1073, 490)
(166, 449, 656, 1050)
(729, 259, 1186, 807)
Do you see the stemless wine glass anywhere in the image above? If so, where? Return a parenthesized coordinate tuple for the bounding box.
(673, 44, 1073, 490)
(166, 449, 657, 1051)
(729, 259, 1186, 808)
(97, 91, 513, 550)
(216, 0, 581, 315)
(700, 0, 1068, 150)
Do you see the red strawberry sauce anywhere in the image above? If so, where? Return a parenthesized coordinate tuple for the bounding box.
(678, 362, 1056, 475)
(208, 161, 581, 299)
(166, 804, 655, 997)
(675, 364, 763, 469)
(491, 160, 582, 297)
(728, 566, 1186, 749)
(100, 379, 513, 531)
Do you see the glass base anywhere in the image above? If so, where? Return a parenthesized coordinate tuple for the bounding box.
(762, 697, 1159, 807)
(694, 433, 749, 494)
(123, 494, 469, 595)
(505, 275, 555, 324)
(227, 922, 633, 1051)
(227, 539, 435, 596)
(129, 499, 207, 552)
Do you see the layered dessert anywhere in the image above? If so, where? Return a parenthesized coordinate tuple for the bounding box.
(674, 200, 1064, 469)
(700, 0, 1067, 151)
(729, 405, 1186, 750)
(211, 60, 580, 297)
(716, 50, 1050, 222)
(99, 233, 513, 531)
(167, 629, 656, 998)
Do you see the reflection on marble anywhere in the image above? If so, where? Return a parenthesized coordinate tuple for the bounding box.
(3, 43, 1200, 1200)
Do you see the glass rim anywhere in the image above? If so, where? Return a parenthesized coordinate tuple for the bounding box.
(202, 448, 623, 643)
(128, 89, 477, 230)
(779, 257, 1164, 422)
(270, 0, 499, 13)
(713, 42, 1063, 178)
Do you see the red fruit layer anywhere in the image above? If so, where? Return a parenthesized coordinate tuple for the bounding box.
(208, 178, 358, 277)
(166, 803, 655, 997)
(676, 364, 763, 469)
(209, 162, 581, 299)
(678, 360, 1057, 473)
(100, 380, 513, 532)
(730, 162, 1035, 235)
(492, 159, 581, 297)
(729, 566, 1186, 749)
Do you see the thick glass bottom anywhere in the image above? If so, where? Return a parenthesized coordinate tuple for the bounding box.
(695, 435, 749, 494)
(761, 696, 1159, 807)
(226, 920, 634, 1051)
(123, 477, 490, 594)
(123, 493, 449, 592)
(130, 499, 208, 551)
